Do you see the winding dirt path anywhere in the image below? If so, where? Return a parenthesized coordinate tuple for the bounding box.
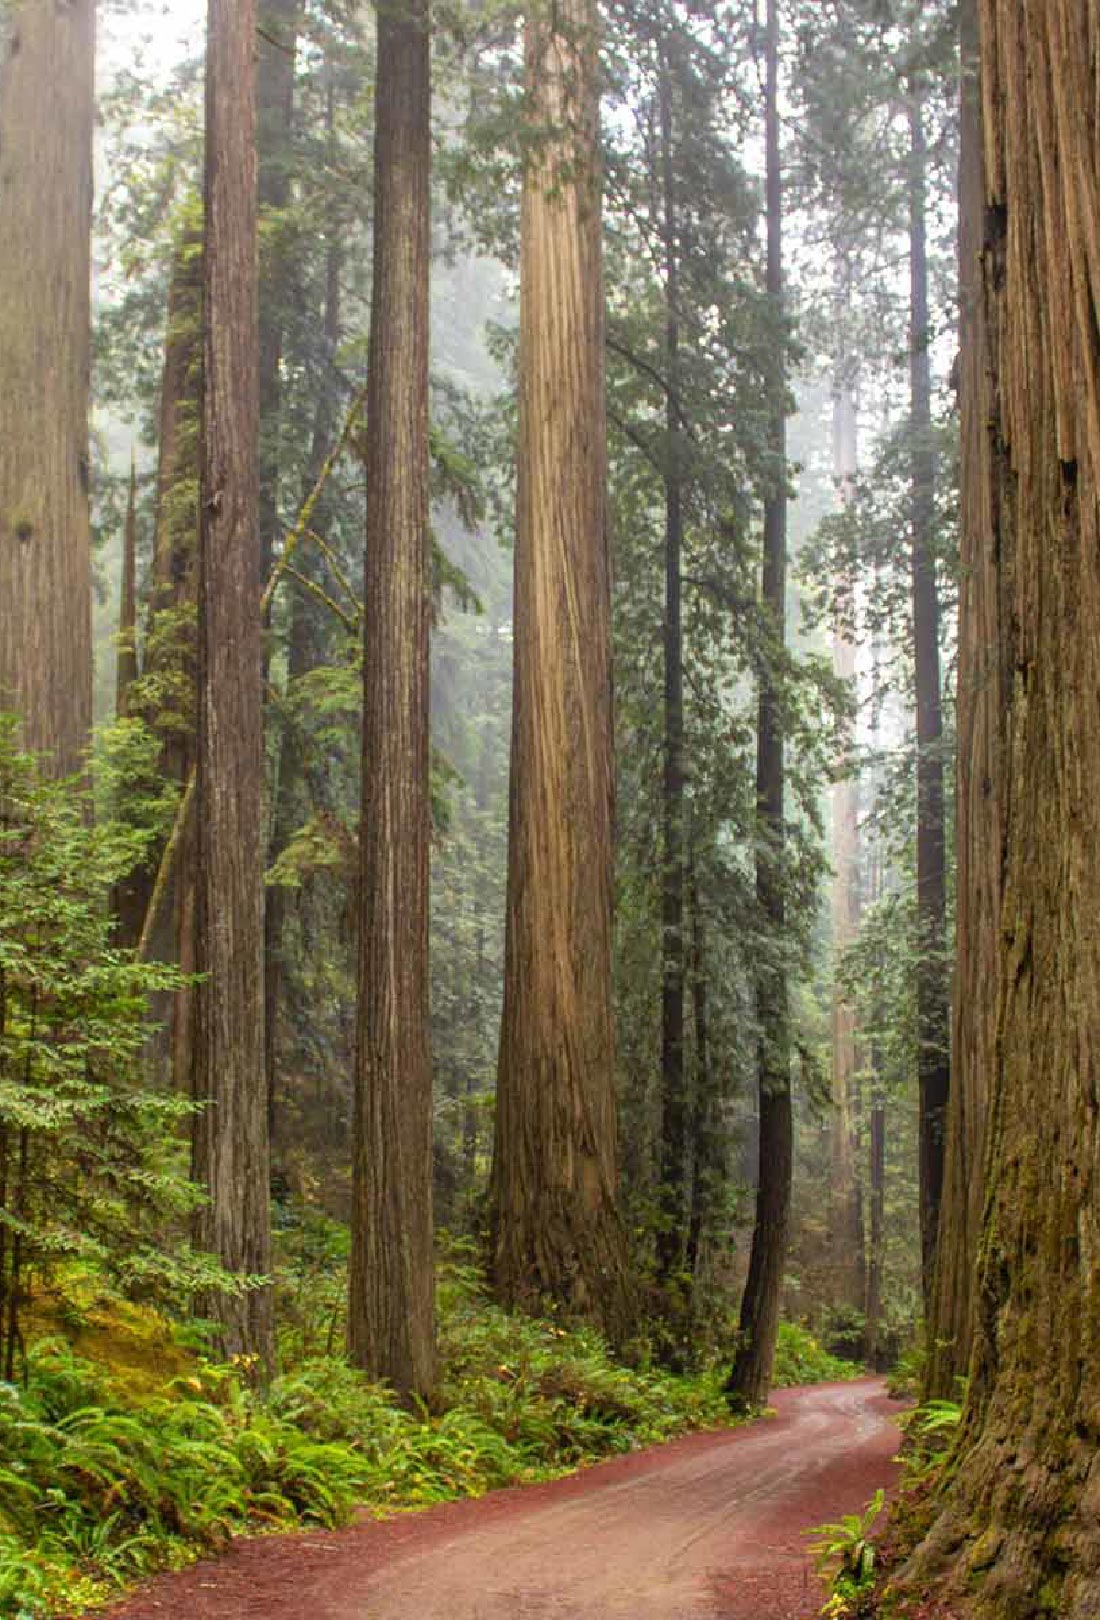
(103, 1378, 901, 1620)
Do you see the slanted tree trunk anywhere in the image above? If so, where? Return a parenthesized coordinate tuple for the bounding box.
(905, 6, 1100, 1611)
(909, 62, 950, 1306)
(656, 52, 687, 1294)
(727, 0, 790, 1410)
(490, 0, 632, 1343)
(111, 460, 148, 946)
(828, 317, 865, 1320)
(347, 0, 435, 1403)
(191, 0, 274, 1372)
(925, 0, 997, 1402)
(0, 0, 94, 777)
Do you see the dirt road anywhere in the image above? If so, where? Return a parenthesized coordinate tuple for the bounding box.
(105, 1378, 901, 1620)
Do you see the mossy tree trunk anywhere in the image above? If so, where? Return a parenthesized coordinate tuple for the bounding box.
(348, 0, 436, 1404)
(925, 0, 997, 1402)
(191, 0, 274, 1373)
(907, 4, 1100, 1611)
(490, 0, 632, 1344)
(0, 0, 94, 778)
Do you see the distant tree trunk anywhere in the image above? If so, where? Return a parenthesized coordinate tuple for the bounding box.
(685, 842, 714, 1285)
(864, 1084, 886, 1367)
(265, 61, 339, 1149)
(0, 0, 94, 776)
(116, 459, 139, 721)
(111, 460, 147, 946)
(828, 315, 865, 1320)
(909, 64, 950, 1307)
(925, 0, 996, 1402)
(191, 0, 274, 1372)
(347, 0, 435, 1403)
(490, 0, 633, 1343)
(656, 52, 687, 1293)
(727, 0, 790, 1410)
(257, 0, 300, 661)
(905, 7, 1100, 1612)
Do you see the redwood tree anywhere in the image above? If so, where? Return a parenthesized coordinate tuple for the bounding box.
(490, 0, 632, 1341)
(726, 0, 791, 1410)
(908, 49, 950, 1305)
(925, 0, 995, 1400)
(0, 0, 94, 776)
(348, 0, 436, 1402)
(191, 0, 274, 1370)
(908, 3, 1100, 1610)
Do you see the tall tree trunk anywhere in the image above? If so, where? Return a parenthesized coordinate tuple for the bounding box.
(685, 841, 714, 1285)
(257, 0, 301, 664)
(864, 1082, 886, 1367)
(656, 52, 687, 1292)
(925, 0, 997, 1401)
(490, 0, 632, 1342)
(909, 62, 950, 1306)
(905, 5, 1100, 1611)
(0, 0, 94, 777)
(828, 310, 865, 1319)
(264, 60, 339, 1150)
(727, 0, 790, 1410)
(192, 0, 274, 1371)
(347, 0, 435, 1403)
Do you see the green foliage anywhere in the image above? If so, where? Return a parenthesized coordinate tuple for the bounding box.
(808, 1488, 886, 1619)
(1, 1244, 739, 1617)
(0, 722, 214, 1376)
(772, 1322, 864, 1388)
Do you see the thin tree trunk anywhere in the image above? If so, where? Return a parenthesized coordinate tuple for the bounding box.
(490, 0, 633, 1343)
(0, 0, 94, 777)
(257, 0, 301, 664)
(925, 0, 997, 1401)
(909, 63, 950, 1306)
(347, 0, 435, 1402)
(727, 0, 790, 1410)
(192, 0, 274, 1372)
(904, 6, 1100, 1609)
(828, 308, 865, 1318)
(657, 52, 687, 1292)
(116, 458, 139, 720)
(685, 843, 713, 1284)
(864, 1086, 886, 1367)
(264, 61, 339, 1148)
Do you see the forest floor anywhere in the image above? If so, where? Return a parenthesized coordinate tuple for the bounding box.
(98, 1377, 901, 1620)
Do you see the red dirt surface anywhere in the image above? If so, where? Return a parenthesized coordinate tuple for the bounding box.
(97, 1377, 902, 1620)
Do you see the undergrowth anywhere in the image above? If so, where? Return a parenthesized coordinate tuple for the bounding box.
(773, 1321, 863, 1388)
(0, 1235, 854, 1618)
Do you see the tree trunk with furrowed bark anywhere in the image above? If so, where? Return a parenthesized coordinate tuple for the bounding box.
(490, 0, 632, 1344)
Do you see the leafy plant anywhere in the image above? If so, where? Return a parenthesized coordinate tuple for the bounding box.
(808, 1487, 886, 1619)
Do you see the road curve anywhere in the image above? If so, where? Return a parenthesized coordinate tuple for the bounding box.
(105, 1378, 901, 1620)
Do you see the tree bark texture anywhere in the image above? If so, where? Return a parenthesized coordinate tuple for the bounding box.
(348, 0, 436, 1402)
(925, 0, 998, 1402)
(906, 5, 1100, 1611)
(191, 0, 274, 1371)
(490, 0, 632, 1343)
(727, 0, 790, 1410)
(0, 0, 94, 777)
(909, 71, 951, 1307)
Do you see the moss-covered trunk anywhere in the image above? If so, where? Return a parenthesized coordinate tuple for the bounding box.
(906, 3, 1100, 1610)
